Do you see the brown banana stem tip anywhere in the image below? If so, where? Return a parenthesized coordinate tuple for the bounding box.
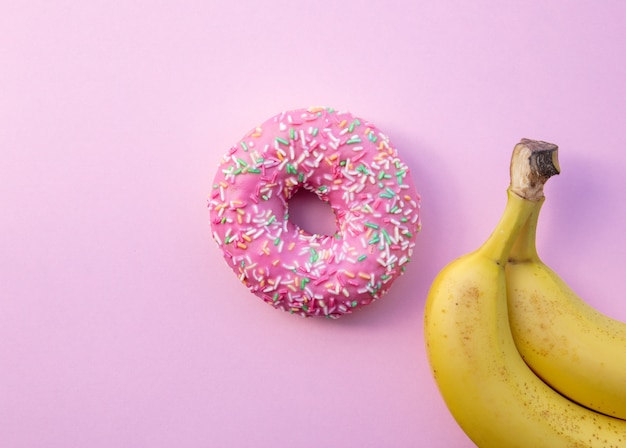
(509, 138, 560, 201)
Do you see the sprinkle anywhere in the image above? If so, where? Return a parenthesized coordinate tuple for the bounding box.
(276, 137, 289, 146)
(364, 222, 379, 229)
(357, 254, 367, 262)
(346, 136, 362, 144)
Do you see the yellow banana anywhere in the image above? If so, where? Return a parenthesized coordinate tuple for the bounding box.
(424, 139, 626, 447)
(506, 196, 626, 420)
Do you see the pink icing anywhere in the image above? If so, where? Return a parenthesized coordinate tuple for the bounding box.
(209, 107, 421, 318)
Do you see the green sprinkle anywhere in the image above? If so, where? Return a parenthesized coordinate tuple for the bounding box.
(310, 248, 319, 263)
(357, 254, 367, 262)
(378, 171, 386, 180)
(213, 183, 219, 189)
(289, 128, 296, 140)
(390, 205, 399, 214)
(312, 127, 319, 137)
(233, 168, 243, 175)
(236, 157, 248, 166)
(364, 222, 379, 229)
(267, 215, 276, 225)
(368, 132, 378, 142)
(286, 163, 297, 174)
(298, 172, 304, 182)
(276, 137, 289, 146)
(318, 185, 327, 192)
(351, 301, 358, 307)
(241, 141, 249, 152)
(404, 231, 413, 238)
(368, 232, 380, 245)
(221, 217, 227, 224)
(381, 274, 391, 281)
(247, 168, 261, 174)
(339, 160, 347, 166)
(241, 260, 245, 267)
(273, 292, 279, 301)
(262, 195, 269, 201)
(381, 228, 392, 244)
(300, 278, 310, 290)
(273, 237, 281, 246)
(302, 304, 309, 311)
(401, 217, 408, 223)
(346, 136, 362, 144)
(348, 122, 355, 133)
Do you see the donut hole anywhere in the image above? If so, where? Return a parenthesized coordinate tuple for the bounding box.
(287, 188, 338, 236)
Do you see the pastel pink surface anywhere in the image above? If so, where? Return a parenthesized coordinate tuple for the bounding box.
(1, 1, 626, 447)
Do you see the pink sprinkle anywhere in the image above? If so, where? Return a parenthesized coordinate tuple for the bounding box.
(337, 274, 345, 287)
(314, 275, 329, 286)
(352, 151, 366, 162)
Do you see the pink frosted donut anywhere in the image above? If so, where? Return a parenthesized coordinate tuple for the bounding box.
(209, 107, 421, 318)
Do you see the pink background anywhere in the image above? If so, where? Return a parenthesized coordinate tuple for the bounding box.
(2, 1, 626, 447)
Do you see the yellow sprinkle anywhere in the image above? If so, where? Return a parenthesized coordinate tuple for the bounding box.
(344, 271, 355, 278)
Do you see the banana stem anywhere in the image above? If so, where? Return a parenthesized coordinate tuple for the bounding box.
(509, 138, 560, 202)
(509, 199, 544, 262)
(479, 139, 559, 265)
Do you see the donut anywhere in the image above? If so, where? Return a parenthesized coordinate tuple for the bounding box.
(208, 107, 421, 318)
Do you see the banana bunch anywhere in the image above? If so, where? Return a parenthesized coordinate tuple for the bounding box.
(424, 139, 626, 447)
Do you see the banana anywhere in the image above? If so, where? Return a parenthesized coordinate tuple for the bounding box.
(424, 139, 626, 447)
(506, 195, 626, 420)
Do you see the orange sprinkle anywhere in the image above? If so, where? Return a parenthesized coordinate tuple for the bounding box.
(219, 181, 228, 188)
(358, 272, 371, 280)
(272, 259, 280, 266)
(241, 233, 252, 242)
(288, 242, 296, 251)
(339, 119, 347, 128)
(344, 271, 355, 278)
(237, 242, 248, 250)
